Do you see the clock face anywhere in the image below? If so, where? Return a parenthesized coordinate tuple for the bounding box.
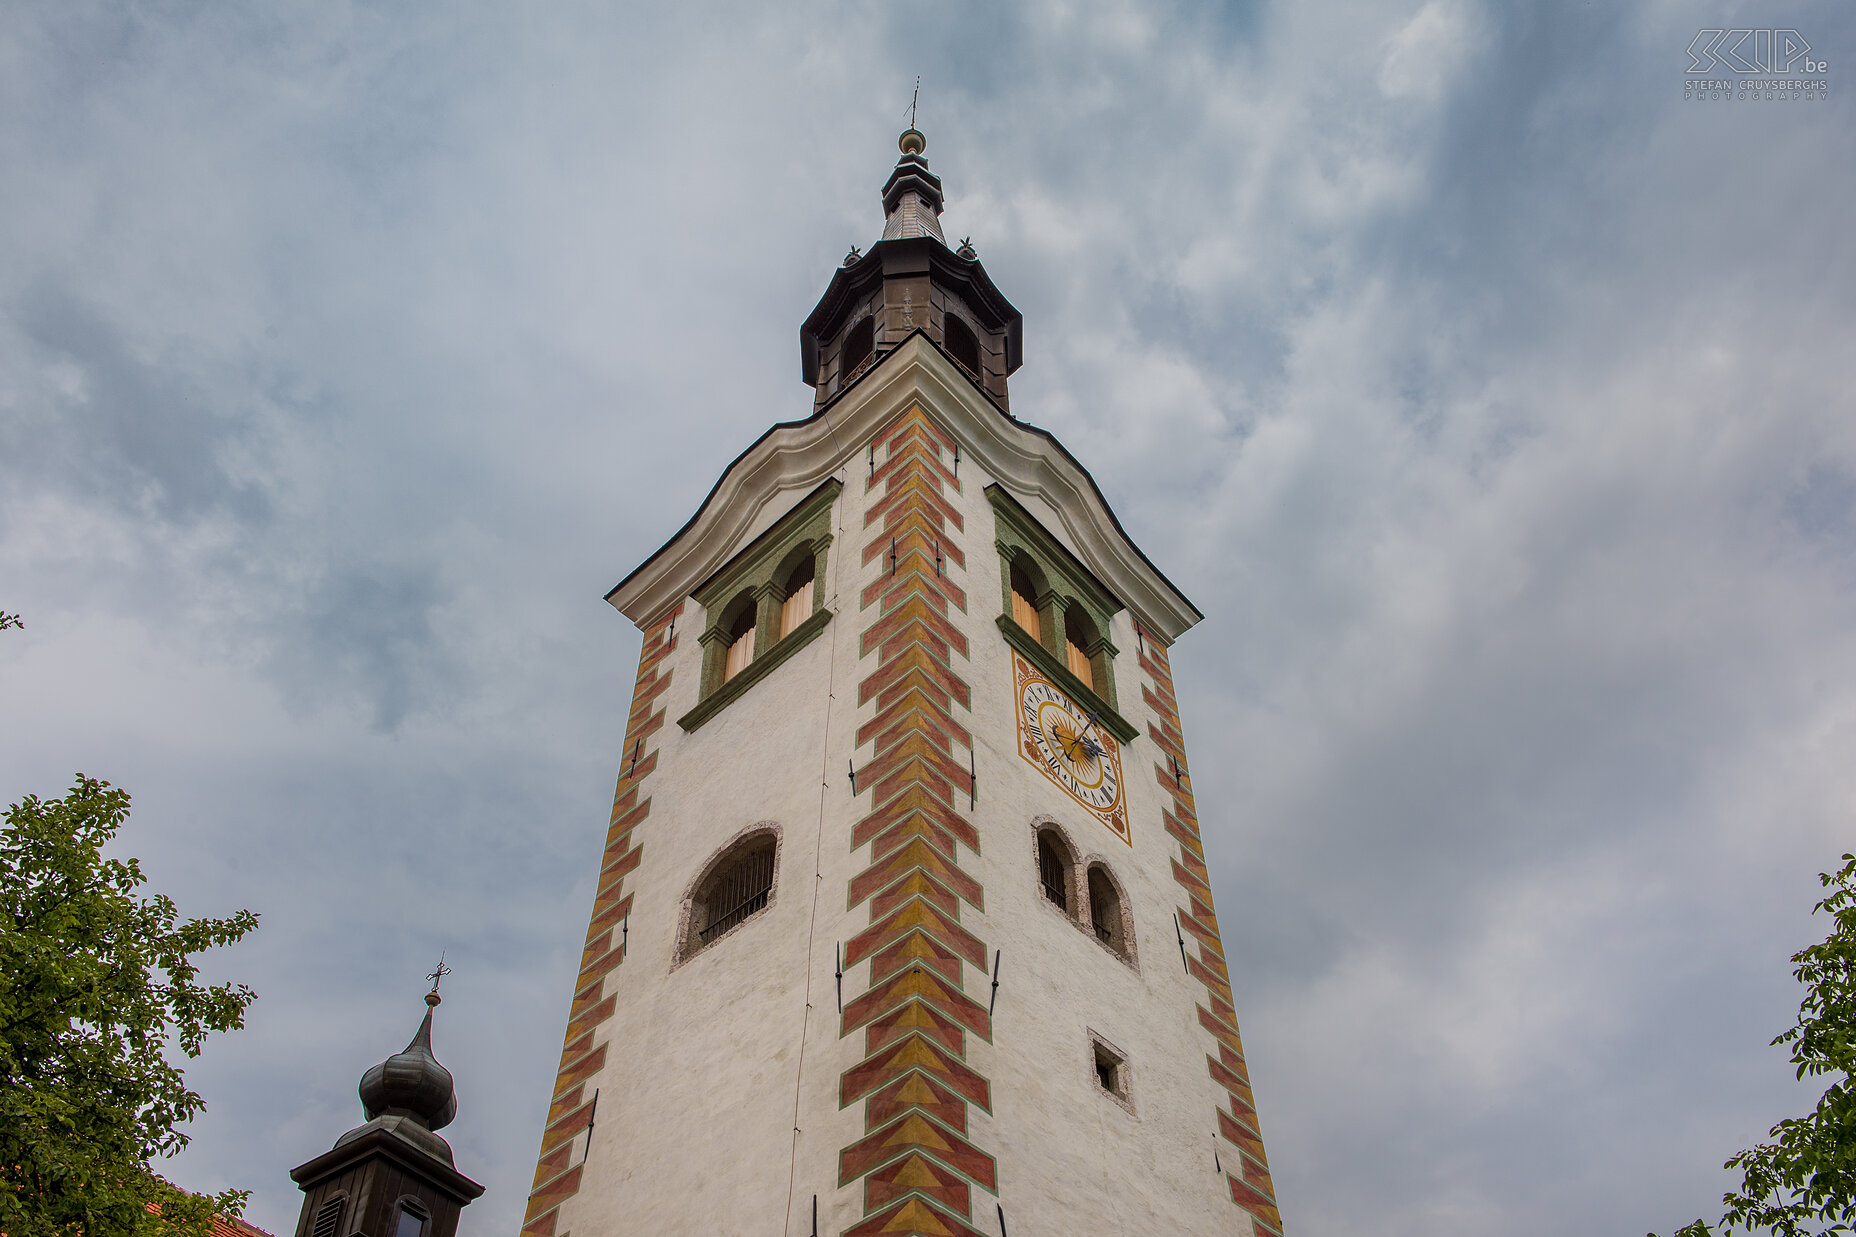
(1012, 651, 1131, 845)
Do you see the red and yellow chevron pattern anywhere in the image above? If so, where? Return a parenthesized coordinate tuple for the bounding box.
(1140, 638, 1283, 1235)
(521, 603, 682, 1237)
(840, 406, 996, 1236)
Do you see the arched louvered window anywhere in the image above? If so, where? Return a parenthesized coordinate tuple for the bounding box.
(1037, 829, 1073, 913)
(722, 598, 756, 682)
(682, 829, 779, 961)
(687, 481, 840, 726)
(1009, 559, 1043, 642)
(945, 315, 982, 379)
(989, 486, 1131, 727)
(310, 1198, 345, 1237)
(1065, 606, 1099, 691)
(779, 554, 816, 638)
(1087, 863, 1134, 962)
(394, 1201, 428, 1237)
(841, 317, 875, 379)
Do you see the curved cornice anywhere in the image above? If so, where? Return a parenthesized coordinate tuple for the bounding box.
(607, 333, 1202, 641)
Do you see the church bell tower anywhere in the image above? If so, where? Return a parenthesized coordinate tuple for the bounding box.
(290, 987, 484, 1237)
(521, 129, 1283, 1237)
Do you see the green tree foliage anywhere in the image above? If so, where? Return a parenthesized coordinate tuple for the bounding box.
(0, 776, 259, 1237)
(1661, 854, 1856, 1236)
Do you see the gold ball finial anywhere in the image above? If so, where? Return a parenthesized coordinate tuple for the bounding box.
(899, 128, 926, 156)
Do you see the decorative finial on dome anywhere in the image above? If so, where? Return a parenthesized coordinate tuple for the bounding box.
(881, 121, 946, 244)
(425, 952, 450, 1007)
(358, 979, 459, 1132)
(956, 236, 977, 260)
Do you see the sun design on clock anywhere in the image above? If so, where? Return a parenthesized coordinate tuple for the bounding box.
(1012, 651, 1130, 845)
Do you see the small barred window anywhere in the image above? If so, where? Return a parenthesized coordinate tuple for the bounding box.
(1091, 1033, 1132, 1109)
(1087, 863, 1134, 961)
(1037, 830, 1072, 913)
(681, 829, 780, 962)
(1095, 1046, 1119, 1092)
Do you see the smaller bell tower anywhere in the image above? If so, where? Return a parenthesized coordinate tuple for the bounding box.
(288, 985, 484, 1237)
(800, 128, 1023, 413)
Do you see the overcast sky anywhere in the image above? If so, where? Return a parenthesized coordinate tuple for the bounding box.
(3, 3, 1853, 1235)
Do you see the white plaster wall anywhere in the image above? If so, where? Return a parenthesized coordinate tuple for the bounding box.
(949, 452, 1244, 1237)
(559, 372, 1252, 1237)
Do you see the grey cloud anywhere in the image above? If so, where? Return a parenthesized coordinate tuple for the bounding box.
(1785, 464, 1856, 548)
(266, 562, 458, 733)
(8, 284, 271, 524)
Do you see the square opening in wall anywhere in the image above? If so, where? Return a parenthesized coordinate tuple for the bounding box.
(1093, 1039, 1127, 1100)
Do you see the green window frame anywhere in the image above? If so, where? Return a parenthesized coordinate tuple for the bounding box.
(677, 479, 841, 733)
(986, 484, 1138, 743)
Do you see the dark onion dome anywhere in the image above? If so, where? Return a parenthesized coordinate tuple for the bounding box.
(358, 991, 457, 1131)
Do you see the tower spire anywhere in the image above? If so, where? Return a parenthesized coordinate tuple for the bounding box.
(798, 129, 1022, 407)
(289, 984, 483, 1237)
(881, 125, 946, 243)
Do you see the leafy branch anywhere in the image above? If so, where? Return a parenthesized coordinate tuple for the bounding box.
(1658, 855, 1856, 1236)
(0, 776, 258, 1237)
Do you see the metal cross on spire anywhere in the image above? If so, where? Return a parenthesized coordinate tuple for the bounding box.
(426, 952, 451, 996)
(909, 77, 920, 128)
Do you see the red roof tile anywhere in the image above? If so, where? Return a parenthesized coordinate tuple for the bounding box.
(146, 1196, 279, 1237)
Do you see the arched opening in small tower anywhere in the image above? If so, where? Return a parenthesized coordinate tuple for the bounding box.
(394, 1201, 430, 1237)
(1064, 606, 1098, 690)
(1009, 559, 1043, 642)
(1036, 828, 1073, 913)
(723, 596, 757, 682)
(1087, 863, 1133, 960)
(780, 552, 816, 638)
(841, 317, 875, 380)
(944, 315, 981, 380)
(684, 829, 779, 960)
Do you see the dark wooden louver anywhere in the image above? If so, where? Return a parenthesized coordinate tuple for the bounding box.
(310, 1198, 344, 1237)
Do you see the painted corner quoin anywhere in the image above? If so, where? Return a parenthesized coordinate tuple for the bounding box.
(522, 602, 682, 1237)
(841, 405, 998, 1237)
(1139, 635, 1283, 1235)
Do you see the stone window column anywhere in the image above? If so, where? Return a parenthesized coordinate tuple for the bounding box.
(752, 583, 783, 658)
(698, 626, 733, 699)
(1035, 590, 1067, 663)
(1081, 632, 1120, 711)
